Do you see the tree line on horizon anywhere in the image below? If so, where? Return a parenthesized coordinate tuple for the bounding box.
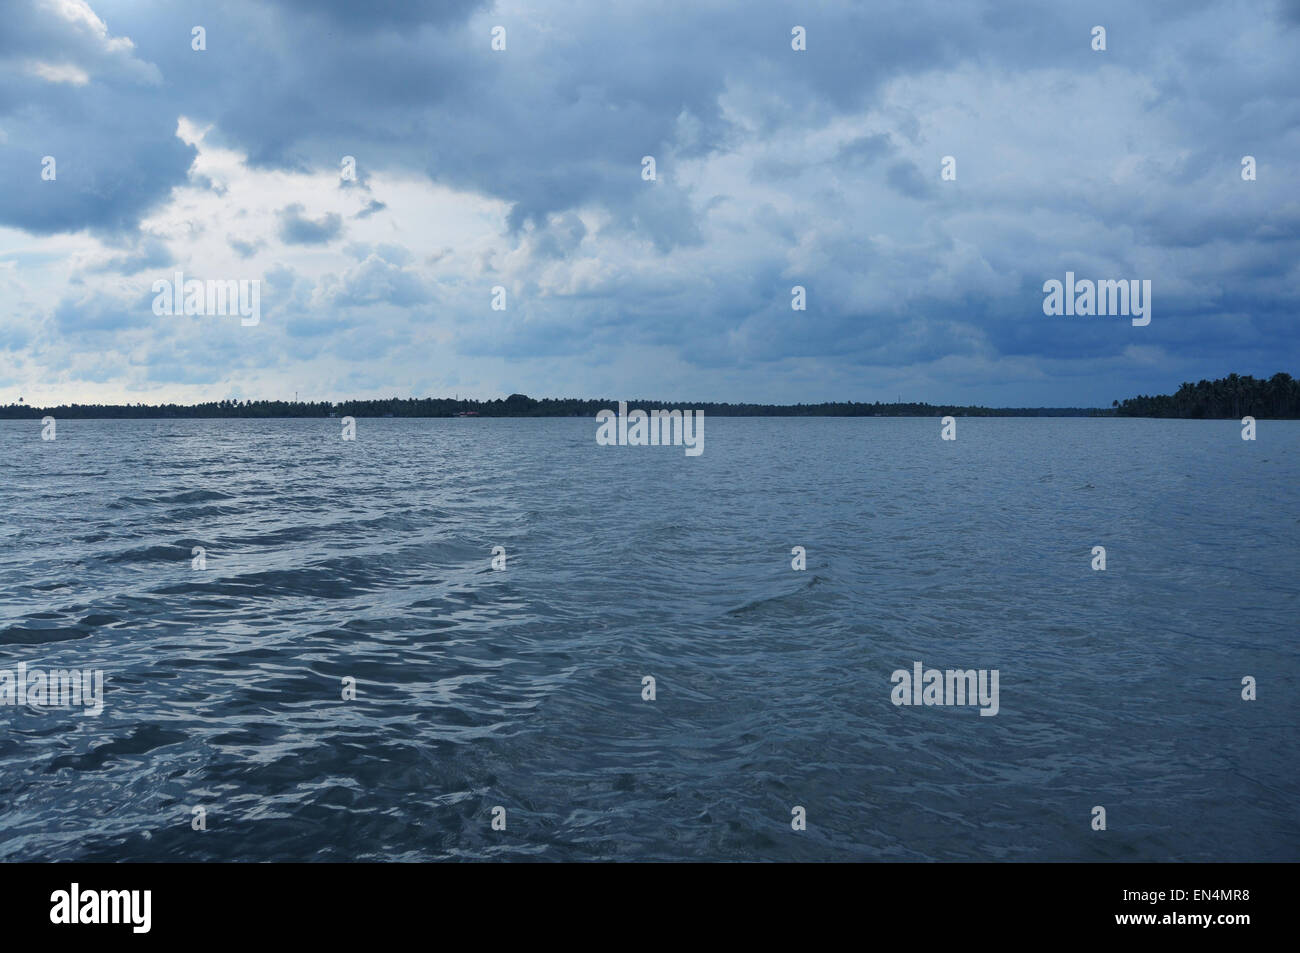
(0, 394, 1102, 419)
(1111, 373, 1299, 419)
(0, 373, 1293, 419)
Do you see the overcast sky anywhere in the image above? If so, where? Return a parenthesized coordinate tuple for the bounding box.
(2, 0, 1298, 407)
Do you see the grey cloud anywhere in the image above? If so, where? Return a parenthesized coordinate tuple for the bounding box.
(837, 134, 893, 167)
(885, 160, 932, 200)
(278, 204, 344, 245)
(90, 236, 174, 275)
(229, 237, 265, 258)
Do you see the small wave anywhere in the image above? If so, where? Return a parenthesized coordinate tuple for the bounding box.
(725, 573, 824, 617)
(46, 727, 188, 773)
(103, 543, 194, 564)
(0, 622, 92, 646)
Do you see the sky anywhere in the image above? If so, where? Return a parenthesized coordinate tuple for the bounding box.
(1, 0, 1298, 407)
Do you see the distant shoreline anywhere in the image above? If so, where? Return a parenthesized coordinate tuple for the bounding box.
(5, 412, 1295, 420)
(0, 405, 1295, 421)
(0, 399, 1109, 420)
(2, 373, 1295, 420)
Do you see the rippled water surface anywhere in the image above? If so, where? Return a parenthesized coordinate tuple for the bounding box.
(1, 417, 1296, 861)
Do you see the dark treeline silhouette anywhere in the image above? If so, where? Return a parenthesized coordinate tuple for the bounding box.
(1113, 373, 1300, 419)
(0, 394, 1104, 419)
(2, 374, 1292, 419)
